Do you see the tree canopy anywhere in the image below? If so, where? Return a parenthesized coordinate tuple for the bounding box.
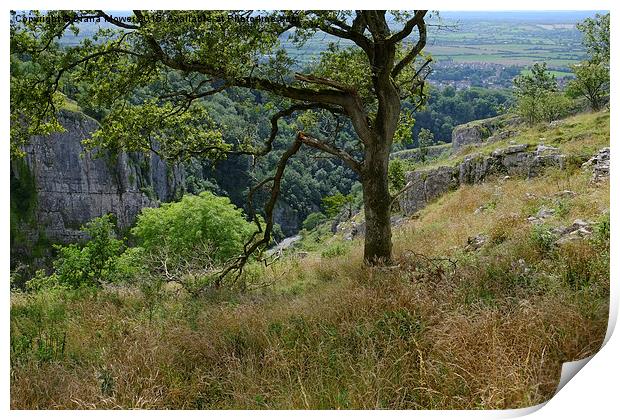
(11, 10, 433, 276)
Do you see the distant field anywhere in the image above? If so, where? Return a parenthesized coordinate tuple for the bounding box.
(423, 16, 589, 69)
(57, 11, 597, 71)
(520, 68, 574, 78)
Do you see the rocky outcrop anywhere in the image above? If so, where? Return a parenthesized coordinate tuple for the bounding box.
(582, 147, 610, 182)
(11, 110, 186, 257)
(399, 144, 566, 215)
(451, 114, 520, 152)
(273, 202, 302, 237)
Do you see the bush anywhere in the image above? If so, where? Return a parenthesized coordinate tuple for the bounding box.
(303, 212, 328, 231)
(388, 158, 406, 194)
(26, 215, 124, 290)
(132, 191, 255, 266)
(513, 63, 572, 125)
(321, 242, 348, 258)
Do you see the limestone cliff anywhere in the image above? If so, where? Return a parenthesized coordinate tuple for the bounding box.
(10, 109, 297, 264)
(399, 144, 567, 216)
(10, 110, 185, 263)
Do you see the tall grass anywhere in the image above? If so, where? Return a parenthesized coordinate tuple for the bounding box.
(10, 113, 609, 409)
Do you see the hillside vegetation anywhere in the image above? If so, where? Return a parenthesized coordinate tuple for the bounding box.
(10, 110, 609, 409)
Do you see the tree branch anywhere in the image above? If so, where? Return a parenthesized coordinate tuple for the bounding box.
(392, 16, 428, 78)
(216, 133, 304, 286)
(298, 132, 362, 174)
(387, 11, 427, 44)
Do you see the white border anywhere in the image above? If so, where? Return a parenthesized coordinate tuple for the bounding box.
(2, 1, 617, 418)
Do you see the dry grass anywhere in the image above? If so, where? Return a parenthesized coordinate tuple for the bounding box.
(10, 113, 609, 410)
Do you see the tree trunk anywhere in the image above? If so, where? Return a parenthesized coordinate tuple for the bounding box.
(361, 140, 393, 264)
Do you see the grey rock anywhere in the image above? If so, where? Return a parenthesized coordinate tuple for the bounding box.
(583, 147, 610, 182)
(400, 166, 459, 215)
(535, 144, 560, 155)
(552, 219, 594, 246)
(536, 207, 556, 219)
(399, 143, 567, 216)
(465, 234, 488, 252)
(555, 190, 577, 198)
(571, 219, 592, 230)
(528, 216, 544, 225)
(492, 144, 528, 156)
(451, 114, 520, 152)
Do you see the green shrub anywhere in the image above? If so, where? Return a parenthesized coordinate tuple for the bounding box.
(303, 212, 328, 231)
(27, 215, 124, 290)
(132, 191, 255, 265)
(322, 193, 354, 218)
(530, 224, 556, 255)
(593, 212, 610, 245)
(388, 158, 406, 194)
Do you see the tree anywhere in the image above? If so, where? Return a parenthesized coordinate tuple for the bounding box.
(128, 192, 255, 289)
(577, 13, 610, 65)
(26, 214, 124, 290)
(417, 128, 434, 162)
(132, 191, 255, 265)
(302, 212, 328, 231)
(513, 63, 558, 98)
(322, 192, 354, 219)
(512, 63, 570, 125)
(388, 159, 406, 194)
(11, 10, 432, 274)
(566, 62, 609, 111)
(567, 13, 610, 111)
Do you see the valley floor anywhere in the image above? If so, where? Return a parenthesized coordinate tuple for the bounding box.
(10, 112, 610, 409)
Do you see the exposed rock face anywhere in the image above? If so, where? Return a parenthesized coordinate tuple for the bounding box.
(11, 110, 185, 255)
(451, 114, 520, 152)
(582, 147, 610, 182)
(11, 109, 316, 264)
(400, 166, 459, 215)
(273, 202, 302, 237)
(399, 144, 566, 216)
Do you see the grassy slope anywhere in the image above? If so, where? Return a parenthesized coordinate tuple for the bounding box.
(407, 110, 610, 172)
(10, 112, 610, 409)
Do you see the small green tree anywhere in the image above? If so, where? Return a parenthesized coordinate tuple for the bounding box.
(567, 62, 609, 111)
(132, 191, 255, 265)
(567, 13, 610, 111)
(577, 13, 610, 65)
(513, 63, 558, 98)
(322, 192, 354, 219)
(417, 128, 434, 162)
(513, 63, 570, 125)
(388, 158, 406, 195)
(302, 212, 328, 231)
(27, 214, 124, 290)
(538, 92, 572, 123)
(126, 191, 255, 290)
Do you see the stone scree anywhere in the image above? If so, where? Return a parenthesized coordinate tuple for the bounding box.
(399, 144, 566, 216)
